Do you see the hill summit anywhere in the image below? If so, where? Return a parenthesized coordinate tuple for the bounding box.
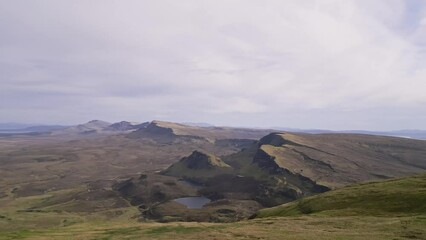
(162, 150, 232, 179)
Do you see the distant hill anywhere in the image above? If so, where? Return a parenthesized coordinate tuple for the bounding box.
(0, 123, 35, 130)
(128, 120, 273, 142)
(105, 121, 149, 131)
(274, 127, 426, 140)
(1, 119, 426, 227)
(52, 120, 112, 135)
(255, 173, 426, 218)
(50, 120, 149, 135)
(0, 123, 68, 133)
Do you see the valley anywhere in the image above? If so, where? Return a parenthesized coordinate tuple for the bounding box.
(0, 120, 425, 239)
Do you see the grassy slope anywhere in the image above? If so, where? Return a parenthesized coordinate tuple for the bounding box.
(1, 174, 426, 239)
(256, 173, 426, 218)
(1, 215, 425, 239)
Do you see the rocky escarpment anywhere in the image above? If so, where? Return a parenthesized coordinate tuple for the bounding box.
(252, 147, 281, 173)
(257, 132, 308, 147)
(247, 131, 426, 189)
(252, 147, 330, 197)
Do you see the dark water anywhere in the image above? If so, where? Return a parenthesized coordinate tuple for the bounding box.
(173, 196, 211, 209)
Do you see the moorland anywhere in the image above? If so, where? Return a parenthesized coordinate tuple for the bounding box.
(0, 120, 425, 239)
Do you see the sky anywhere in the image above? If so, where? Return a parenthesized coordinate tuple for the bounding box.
(1, 0, 426, 130)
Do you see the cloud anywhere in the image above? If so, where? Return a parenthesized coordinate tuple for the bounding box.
(0, 0, 426, 130)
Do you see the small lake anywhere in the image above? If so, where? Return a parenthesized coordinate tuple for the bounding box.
(173, 196, 211, 209)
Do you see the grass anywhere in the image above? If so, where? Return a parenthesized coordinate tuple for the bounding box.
(1, 170, 425, 239)
(1, 215, 425, 239)
(144, 225, 204, 234)
(256, 173, 426, 218)
(2, 121, 426, 239)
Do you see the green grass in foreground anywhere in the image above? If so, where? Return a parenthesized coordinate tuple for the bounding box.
(1, 215, 426, 240)
(256, 173, 426, 218)
(1, 174, 426, 239)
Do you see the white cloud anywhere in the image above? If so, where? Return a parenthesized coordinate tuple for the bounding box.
(0, 0, 426, 130)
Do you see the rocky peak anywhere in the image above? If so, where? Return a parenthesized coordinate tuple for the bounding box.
(258, 133, 300, 147)
(162, 150, 232, 180)
(181, 150, 230, 169)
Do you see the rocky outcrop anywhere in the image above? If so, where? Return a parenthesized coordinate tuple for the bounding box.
(181, 150, 231, 169)
(251, 145, 330, 201)
(127, 121, 178, 143)
(258, 133, 302, 147)
(162, 151, 232, 180)
(252, 148, 282, 173)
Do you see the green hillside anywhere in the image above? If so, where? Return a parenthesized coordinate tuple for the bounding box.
(1, 174, 426, 239)
(256, 173, 426, 218)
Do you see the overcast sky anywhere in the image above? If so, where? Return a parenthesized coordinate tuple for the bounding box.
(1, 0, 426, 130)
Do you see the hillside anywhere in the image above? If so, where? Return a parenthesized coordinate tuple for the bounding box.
(128, 120, 272, 142)
(51, 120, 112, 135)
(255, 173, 426, 218)
(162, 150, 232, 180)
(0, 121, 262, 217)
(228, 132, 426, 189)
(1, 175, 426, 239)
(105, 121, 149, 131)
(116, 131, 426, 221)
(1, 122, 426, 239)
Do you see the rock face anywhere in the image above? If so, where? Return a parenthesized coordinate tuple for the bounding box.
(257, 132, 292, 147)
(252, 148, 281, 173)
(181, 150, 231, 169)
(162, 150, 232, 180)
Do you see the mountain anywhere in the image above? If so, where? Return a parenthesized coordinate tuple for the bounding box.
(128, 120, 273, 142)
(121, 130, 426, 216)
(105, 121, 149, 131)
(162, 150, 232, 180)
(51, 120, 112, 135)
(127, 120, 184, 143)
(1, 119, 426, 238)
(255, 173, 426, 218)
(274, 127, 426, 140)
(76, 120, 111, 130)
(71, 119, 110, 130)
(226, 132, 426, 190)
(50, 120, 151, 136)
